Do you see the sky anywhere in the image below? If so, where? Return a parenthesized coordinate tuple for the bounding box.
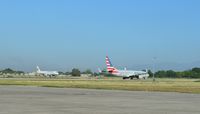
(0, 0, 200, 72)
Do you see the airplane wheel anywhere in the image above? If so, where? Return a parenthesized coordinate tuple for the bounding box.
(136, 76, 139, 79)
(123, 77, 128, 80)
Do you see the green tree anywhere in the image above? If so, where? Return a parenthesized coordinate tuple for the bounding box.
(82, 69, 93, 74)
(58, 71, 65, 75)
(71, 68, 81, 76)
(65, 72, 71, 75)
(192, 67, 200, 73)
(155, 70, 166, 78)
(148, 70, 153, 77)
(166, 70, 177, 78)
(1, 68, 15, 74)
(176, 72, 183, 78)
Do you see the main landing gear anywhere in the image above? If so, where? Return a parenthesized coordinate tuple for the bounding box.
(123, 76, 139, 80)
(123, 77, 129, 80)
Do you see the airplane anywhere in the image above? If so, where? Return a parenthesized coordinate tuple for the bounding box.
(105, 56, 149, 79)
(36, 66, 59, 77)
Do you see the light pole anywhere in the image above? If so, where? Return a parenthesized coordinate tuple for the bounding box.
(153, 57, 156, 82)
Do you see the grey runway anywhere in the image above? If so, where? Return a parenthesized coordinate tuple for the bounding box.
(0, 86, 200, 114)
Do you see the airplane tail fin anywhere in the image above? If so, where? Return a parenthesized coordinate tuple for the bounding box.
(36, 66, 41, 72)
(106, 56, 118, 73)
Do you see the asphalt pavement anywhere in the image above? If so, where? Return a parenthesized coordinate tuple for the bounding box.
(0, 86, 200, 114)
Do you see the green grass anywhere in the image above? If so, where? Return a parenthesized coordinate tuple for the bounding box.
(0, 78, 200, 94)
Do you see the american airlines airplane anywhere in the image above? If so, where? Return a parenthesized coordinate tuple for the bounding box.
(36, 66, 59, 77)
(105, 56, 149, 79)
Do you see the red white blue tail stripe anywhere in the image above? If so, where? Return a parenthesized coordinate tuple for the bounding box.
(106, 56, 118, 73)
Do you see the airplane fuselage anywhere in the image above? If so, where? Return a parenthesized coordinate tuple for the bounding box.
(36, 66, 59, 76)
(112, 70, 149, 79)
(37, 71, 59, 76)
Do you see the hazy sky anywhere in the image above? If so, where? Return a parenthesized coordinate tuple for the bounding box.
(0, 0, 200, 72)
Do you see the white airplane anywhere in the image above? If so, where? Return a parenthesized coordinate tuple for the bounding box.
(105, 56, 149, 79)
(36, 66, 59, 77)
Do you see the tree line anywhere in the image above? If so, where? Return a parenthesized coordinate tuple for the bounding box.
(0, 68, 91, 76)
(59, 68, 93, 76)
(0, 68, 24, 75)
(148, 67, 200, 78)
